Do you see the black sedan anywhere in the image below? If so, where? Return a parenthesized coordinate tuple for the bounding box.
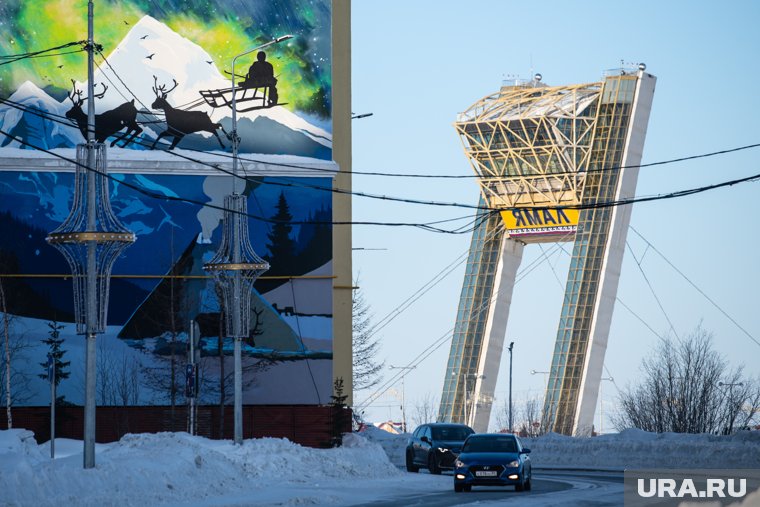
(405, 423, 474, 474)
(453, 433, 532, 492)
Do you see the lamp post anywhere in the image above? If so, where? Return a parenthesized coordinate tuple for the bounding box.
(530, 369, 550, 388)
(454, 372, 485, 427)
(230, 35, 292, 194)
(389, 365, 416, 432)
(508, 342, 514, 432)
(204, 35, 291, 446)
(46, 0, 134, 468)
(599, 377, 613, 435)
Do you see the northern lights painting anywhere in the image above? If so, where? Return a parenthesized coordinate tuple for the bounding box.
(0, 1, 336, 407)
(0, 0, 333, 158)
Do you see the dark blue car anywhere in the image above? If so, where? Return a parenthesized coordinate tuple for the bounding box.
(453, 433, 532, 492)
(406, 423, 474, 474)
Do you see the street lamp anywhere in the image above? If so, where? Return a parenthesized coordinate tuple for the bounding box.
(204, 35, 291, 446)
(453, 371, 485, 427)
(389, 365, 416, 432)
(530, 369, 550, 388)
(599, 377, 614, 435)
(230, 35, 292, 193)
(508, 342, 514, 432)
(46, 0, 134, 469)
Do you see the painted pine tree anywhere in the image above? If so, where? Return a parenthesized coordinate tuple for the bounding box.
(38, 321, 70, 405)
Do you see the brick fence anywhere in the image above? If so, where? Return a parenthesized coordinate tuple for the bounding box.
(1, 405, 352, 448)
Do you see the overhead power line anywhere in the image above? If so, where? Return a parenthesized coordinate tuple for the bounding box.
(0, 128, 488, 234)
(629, 226, 760, 350)
(1, 93, 759, 217)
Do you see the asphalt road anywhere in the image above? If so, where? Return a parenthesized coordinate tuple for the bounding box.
(353, 470, 624, 507)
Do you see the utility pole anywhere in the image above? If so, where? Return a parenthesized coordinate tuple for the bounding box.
(389, 365, 416, 432)
(508, 341, 514, 432)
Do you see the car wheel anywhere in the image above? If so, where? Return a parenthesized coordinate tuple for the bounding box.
(428, 453, 441, 475)
(405, 451, 419, 473)
(463, 485, 472, 492)
(454, 483, 463, 493)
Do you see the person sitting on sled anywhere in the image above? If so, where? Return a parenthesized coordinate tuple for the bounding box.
(242, 51, 278, 105)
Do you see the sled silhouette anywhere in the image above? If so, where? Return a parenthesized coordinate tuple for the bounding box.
(199, 83, 285, 113)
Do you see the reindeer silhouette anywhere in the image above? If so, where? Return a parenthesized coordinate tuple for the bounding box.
(65, 80, 142, 148)
(150, 77, 227, 150)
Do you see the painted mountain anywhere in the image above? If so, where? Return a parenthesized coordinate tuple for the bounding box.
(0, 15, 332, 159)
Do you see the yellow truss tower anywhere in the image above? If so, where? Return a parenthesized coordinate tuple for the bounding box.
(439, 68, 656, 435)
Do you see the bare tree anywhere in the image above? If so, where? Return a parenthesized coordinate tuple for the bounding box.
(409, 393, 439, 428)
(1, 277, 12, 427)
(495, 395, 545, 436)
(613, 326, 760, 434)
(352, 285, 384, 392)
(97, 340, 142, 406)
(0, 308, 34, 425)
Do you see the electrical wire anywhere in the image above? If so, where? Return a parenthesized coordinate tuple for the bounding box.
(629, 226, 760, 349)
(0, 128, 484, 234)
(1, 94, 760, 218)
(625, 241, 681, 341)
(0, 41, 87, 66)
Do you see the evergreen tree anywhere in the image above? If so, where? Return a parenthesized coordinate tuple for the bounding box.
(328, 377, 349, 447)
(265, 192, 297, 273)
(38, 320, 70, 405)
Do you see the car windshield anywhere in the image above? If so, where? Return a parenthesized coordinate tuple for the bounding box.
(462, 436, 518, 453)
(431, 426, 473, 441)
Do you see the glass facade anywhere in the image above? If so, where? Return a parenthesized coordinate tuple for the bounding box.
(438, 198, 505, 424)
(446, 71, 652, 434)
(542, 76, 638, 434)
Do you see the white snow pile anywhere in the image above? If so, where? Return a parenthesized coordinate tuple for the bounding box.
(357, 425, 760, 470)
(0, 429, 400, 507)
(357, 425, 409, 467)
(523, 428, 760, 469)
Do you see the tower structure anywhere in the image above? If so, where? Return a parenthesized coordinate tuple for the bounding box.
(438, 67, 656, 435)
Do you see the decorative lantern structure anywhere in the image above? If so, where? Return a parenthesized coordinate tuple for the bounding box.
(47, 144, 135, 335)
(204, 194, 270, 340)
(202, 37, 292, 445)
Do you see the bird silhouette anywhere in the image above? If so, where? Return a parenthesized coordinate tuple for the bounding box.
(146, 53, 155, 60)
(57, 65, 64, 69)
(206, 60, 213, 64)
(123, 20, 129, 25)
(140, 35, 149, 40)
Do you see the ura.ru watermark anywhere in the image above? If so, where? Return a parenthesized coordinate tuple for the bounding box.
(624, 469, 760, 506)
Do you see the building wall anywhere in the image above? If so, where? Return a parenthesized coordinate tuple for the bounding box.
(331, 0, 353, 406)
(0, 0, 352, 411)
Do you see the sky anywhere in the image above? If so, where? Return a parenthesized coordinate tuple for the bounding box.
(350, 0, 760, 430)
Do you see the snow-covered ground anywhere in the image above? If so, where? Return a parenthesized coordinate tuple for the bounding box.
(2, 426, 760, 506)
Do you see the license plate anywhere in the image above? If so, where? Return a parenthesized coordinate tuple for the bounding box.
(475, 471, 498, 477)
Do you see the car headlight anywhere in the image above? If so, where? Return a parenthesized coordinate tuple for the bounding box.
(507, 460, 520, 468)
(455, 459, 466, 468)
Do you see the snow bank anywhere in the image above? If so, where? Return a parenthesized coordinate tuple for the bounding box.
(0, 429, 400, 507)
(358, 425, 410, 467)
(523, 429, 760, 469)
(358, 425, 760, 470)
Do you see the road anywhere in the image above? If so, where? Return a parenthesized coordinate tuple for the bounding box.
(353, 470, 624, 507)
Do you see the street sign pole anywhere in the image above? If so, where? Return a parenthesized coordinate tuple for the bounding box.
(189, 321, 195, 435)
(47, 354, 55, 459)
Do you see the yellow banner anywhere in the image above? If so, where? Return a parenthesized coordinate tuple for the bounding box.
(500, 208, 579, 235)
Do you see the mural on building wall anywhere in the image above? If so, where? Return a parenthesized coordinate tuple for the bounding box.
(0, 0, 335, 406)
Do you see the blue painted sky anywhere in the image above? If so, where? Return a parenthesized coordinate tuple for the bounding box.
(351, 0, 760, 429)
